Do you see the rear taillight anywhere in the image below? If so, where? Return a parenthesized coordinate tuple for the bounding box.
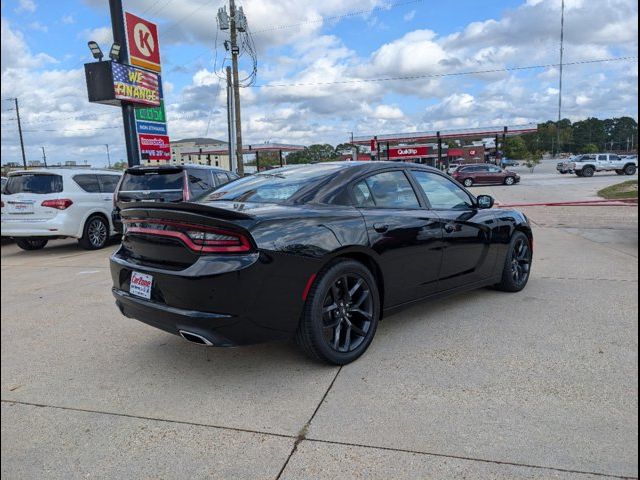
(41, 199, 73, 210)
(123, 219, 252, 253)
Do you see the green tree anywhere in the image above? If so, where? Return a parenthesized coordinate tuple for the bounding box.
(111, 161, 128, 170)
(504, 136, 530, 159)
(580, 143, 599, 154)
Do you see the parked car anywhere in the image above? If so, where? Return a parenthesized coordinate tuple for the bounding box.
(452, 164, 520, 187)
(569, 154, 637, 177)
(112, 164, 239, 233)
(111, 162, 533, 365)
(500, 158, 520, 168)
(1, 176, 7, 192)
(1, 169, 122, 250)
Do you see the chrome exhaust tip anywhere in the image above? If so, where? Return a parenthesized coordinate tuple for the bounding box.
(179, 330, 214, 346)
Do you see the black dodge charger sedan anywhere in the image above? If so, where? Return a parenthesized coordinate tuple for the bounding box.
(111, 162, 533, 365)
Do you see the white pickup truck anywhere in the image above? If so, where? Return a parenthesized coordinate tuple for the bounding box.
(559, 153, 637, 177)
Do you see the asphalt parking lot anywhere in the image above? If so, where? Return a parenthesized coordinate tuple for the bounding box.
(2, 164, 638, 479)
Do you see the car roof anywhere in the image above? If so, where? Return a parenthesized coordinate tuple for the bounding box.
(7, 168, 121, 177)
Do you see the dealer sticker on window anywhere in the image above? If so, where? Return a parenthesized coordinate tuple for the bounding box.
(130, 272, 153, 300)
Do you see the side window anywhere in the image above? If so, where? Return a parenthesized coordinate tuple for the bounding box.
(610, 155, 620, 162)
(488, 166, 501, 173)
(411, 171, 474, 210)
(98, 175, 120, 193)
(353, 171, 420, 209)
(353, 181, 375, 207)
(214, 172, 229, 186)
(74, 174, 101, 193)
(598, 155, 607, 161)
(187, 169, 213, 196)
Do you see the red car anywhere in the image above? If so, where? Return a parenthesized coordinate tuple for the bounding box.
(452, 164, 520, 187)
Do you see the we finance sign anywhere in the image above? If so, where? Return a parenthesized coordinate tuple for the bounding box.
(112, 63, 160, 107)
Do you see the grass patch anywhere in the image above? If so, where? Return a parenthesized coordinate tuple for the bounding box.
(598, 180, 638, 199)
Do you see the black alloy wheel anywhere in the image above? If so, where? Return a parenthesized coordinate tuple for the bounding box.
(582, 166, 595, 177)
(495, 231, 532, 292)
(15, 238, 48, 251)
(624, 164, 637, 175)
(296, 260, 380, 365)
(79, 215, 109, 250)
(321, 274, 374, 353)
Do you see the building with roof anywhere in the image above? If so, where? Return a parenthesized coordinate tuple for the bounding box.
(141, 137, 231, 169)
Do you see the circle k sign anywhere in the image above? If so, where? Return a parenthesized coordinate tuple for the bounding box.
(125, 12, 162, 72)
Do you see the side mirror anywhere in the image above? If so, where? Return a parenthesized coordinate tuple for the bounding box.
(476, 195, 494, 209)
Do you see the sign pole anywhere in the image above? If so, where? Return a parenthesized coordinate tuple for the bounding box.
(109, 0, 140, 166)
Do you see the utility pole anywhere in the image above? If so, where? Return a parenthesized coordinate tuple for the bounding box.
(226, 66, 237, 173)
(229, 0, 244, 175)
(8, 98, 27, 169)
(556, 0, 565, 157)
(105, 144, 111, 168)
(41, 146, 48, 168)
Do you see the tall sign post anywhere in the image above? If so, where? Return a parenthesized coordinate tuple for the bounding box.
(85, 2, 169, 166)
(109, 0, 140, 166)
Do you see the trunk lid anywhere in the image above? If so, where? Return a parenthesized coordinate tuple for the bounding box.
(1, 172, 64, 221)
(118, 202, 257, 269)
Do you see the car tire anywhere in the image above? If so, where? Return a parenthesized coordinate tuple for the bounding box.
(616, 170, 625, 175)
(504, 176, 516, 186)
(624, 164, 637, 175)
(581, 166, 595, 177)
(463, 178, 473, 187)
(494, 231, 532, 293)
(295, 259, 380, 365)
(15, 238, 49, 251)
(79, 215, 109, 250)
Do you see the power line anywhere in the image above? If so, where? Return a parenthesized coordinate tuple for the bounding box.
(251, 56, 638, 88)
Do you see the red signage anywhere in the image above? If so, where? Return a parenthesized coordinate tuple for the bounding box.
(370, 138, 378, 152)
(469, 149, 478, 156)
(125, 12, 161, 72)
(388, 146, 429, 159)
(138, 134, 171, 161)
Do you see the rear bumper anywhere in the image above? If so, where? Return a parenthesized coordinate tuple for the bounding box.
(110, 246, 321, 346)
(1, 213, 80, 238)
(113, 288, 242, 346)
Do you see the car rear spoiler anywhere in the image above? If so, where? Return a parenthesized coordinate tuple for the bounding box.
(120, 201, 254, 221)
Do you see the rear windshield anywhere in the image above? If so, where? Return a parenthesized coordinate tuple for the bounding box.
(120, 171, 183, 191)
(206, 164, 346, 204)
(4, 174, 63, 194)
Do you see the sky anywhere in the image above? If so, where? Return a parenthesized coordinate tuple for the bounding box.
(0, 0, 638, 167)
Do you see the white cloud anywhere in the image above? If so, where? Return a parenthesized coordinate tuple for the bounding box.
(15, 0, 36, 13)
(28, 21, 48, 33)
(61, 14, 75, 25)
(403, 10, 416, 21)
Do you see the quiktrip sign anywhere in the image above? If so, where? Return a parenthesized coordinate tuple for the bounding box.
(388, 146, 429, 159)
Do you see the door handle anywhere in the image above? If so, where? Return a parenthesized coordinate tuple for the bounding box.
(373, 223, 389, 233)
(444, 223, 456, 233)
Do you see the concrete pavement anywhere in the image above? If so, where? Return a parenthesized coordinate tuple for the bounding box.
(2, 169, 638, 479)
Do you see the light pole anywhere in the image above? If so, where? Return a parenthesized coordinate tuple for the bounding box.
(41, 146, 48, 168)
(105, 144, 111, 168)
(556, 0, 565, 157)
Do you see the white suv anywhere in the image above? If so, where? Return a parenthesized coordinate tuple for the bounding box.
(1, 169, 122, 250)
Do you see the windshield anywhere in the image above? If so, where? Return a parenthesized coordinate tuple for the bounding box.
(121, 170, 184, 191)
(4, 173, 63, 195)
(206, 164, 346, 204)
